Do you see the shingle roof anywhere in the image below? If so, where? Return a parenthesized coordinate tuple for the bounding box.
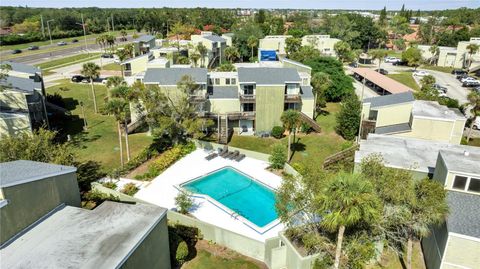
(1, 61, 40, 74)
(0, 76, 41, 93)
(353, 67, 413, 94)
(364, 92, 415, 108)
(1, 201, 167, 268)
(203, 35, 226, 43)
(300, 85, 314, 99)
(446, 191, 480, 238)
(0, 160, 76, 188)
(143, 68, 208, 85)
(134, 35, 155, 43)
(209, 86, 238, 99)
(237, 67, 301, 85)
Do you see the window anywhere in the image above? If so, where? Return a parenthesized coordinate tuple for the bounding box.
(368, 110, 378, 121)
(468, 178, 480, 193)
(284, 103, 299, 110)
(208, 78, 213, 85)
(215, 78, 220, 85)
(285, 84, 298, 95)
(243, 103, 254, 112)
(231, 78, 236, 85)
(226, 78, 231, 85)
(243, 84, 254, 95)
(452, 176, 467, 190)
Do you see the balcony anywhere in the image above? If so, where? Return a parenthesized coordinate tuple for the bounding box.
(189, 92, 207, 103)
(239, 94, 255, 103)
(284, 94, 302, 103)
(228, 111, 255, 120)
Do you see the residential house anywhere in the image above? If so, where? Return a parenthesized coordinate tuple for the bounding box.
(361, 92, 466, 144)
(222, 33, 234, 47)
(418, 37, 480, 70)
(0, 62, 48, 137)
(259, 35, 292, 56)
(190, 31, 227, 68)
(133, 35, 156, 56)
(120, 53, 154, 77)
(0, 160, 171, 269)
(301, 35, 341, 57)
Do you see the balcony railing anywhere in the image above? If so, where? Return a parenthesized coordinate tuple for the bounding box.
(284, 94, 302, 103)
(198, 111, 255, 120)
(239, 94, 255, 103)
(189, 93, 207, 103)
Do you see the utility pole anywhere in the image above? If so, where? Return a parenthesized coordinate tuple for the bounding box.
(80, 101, 88, 130)
(76, 14, 88, 52)
(47, 19, 54, 46)
(357, 71, 367, 143)
(106, 18, 110, 34)
(40, 15, 45, 38)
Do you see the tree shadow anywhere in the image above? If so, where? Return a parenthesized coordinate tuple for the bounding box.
(398, 255, 407, 269)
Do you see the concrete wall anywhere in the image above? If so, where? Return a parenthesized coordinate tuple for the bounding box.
(433, 154, 449, 186)
(443, 234, 480, 269)
(0, 90, 28, 110)
(0, 113, 32, 138)
(209, 99, 241, 114)
(279, 233, 320, 269)
(301, 99, 314, 119)
(125, 56, 149, 75)
(255, 85, 284, 132)
(120, 216, 171, 269)
(0, 172, 80, 245)
(259, 36, 291, 55)
(301, 35, 340, 57)
(397, 118, 458, 144)
(282, 60, 312, 75)
(374, 103, 413, 127)
(421, 222, 449, 269)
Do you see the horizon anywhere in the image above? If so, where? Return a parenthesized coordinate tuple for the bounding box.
(1, 0, 479, 11)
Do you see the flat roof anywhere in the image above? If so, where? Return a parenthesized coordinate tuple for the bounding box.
(446, 191, 480, 238)
(375, 123, 411, 134)
(355, 134, 480, 174)
(238, 67, 301, 85)
(364, 92, 415, 108)
(353, 67, 413, 94)
(0, 76, 41, 93)
(412, 100, 465, 121)
(203, 35, 226, 43)
(1, 202, 167, 268)
(1, 61, 40, 74)
(143, 68, 207, 85)
(0, 160, 76, 188)
(439, 149, 480, 175)
(134, 34, 155, 43)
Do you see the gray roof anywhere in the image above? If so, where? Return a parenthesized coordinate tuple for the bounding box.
(134, 34, 155, 43)
(300, 85, 314, 99)
(0, 160, 76, 188)
(412, 100, 465, 121)
(1, 201, 167, 268)
(1, 61, 40, 74)
(143, 68, 208, 85)
(0, 76, 41, 93)
(439, 149, 480, 175)
(209, 86, 238, 99)
(203, 35, 226, 43)
(446, 191, 480, 238)
(355, 134, 480, 174)
(375, 123, 411, 135)
(363, 92, 415, 108)
(237, 67, 301, 85)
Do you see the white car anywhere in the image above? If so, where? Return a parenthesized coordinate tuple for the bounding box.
(461, 77, 479, 83)
(473, 118, 480, 130)
(385, 57, 400, 63)
(437, 90, 447, 97)
(413, 70, 430, 77)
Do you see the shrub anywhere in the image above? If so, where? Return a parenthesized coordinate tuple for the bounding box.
(46, 93, 65, 108)
(175, 191, 193, 214)
(336, 94, 361, 140)
(102, 181, 117, 190)
(269, 144, 287, 169)
(175, 241, 189, 265)
(121, 183, 139, 196)
(300, 122, 311, 133)
(271, 126, 285, 139)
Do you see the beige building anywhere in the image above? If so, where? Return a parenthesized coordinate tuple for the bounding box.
(361, 92, 466, 144)
(0, 160, 171, 269)
(301, 35, 341, 57)
(418, 37, 480, 70)
(133, 35, 156, 56)
(190, 31, 227, 68)
(259, 35, 292, 55)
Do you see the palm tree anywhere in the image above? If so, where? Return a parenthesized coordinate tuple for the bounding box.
(81, 62, 101, 113)
(466, 43, 479, 71)
(96, 35, 106, 53)
(280, 110, 300, 162)
(189, 52, 201, 67)
(115, 44, 133, 78)
(104, 98, 127, 167)
(368, 49, 388, 70)
(247, 36, 258, 60)
(110, 85, 137, 161)
(106, 76, 126, 89)
(196, 43, 208, 68)
(224, 46, 240, 63)
(319, 172, 381, 269)
(311, 72, 331, 118)
(429, 45, 440, 65)
(105, 34, 116, 53)
(120, 30, 128, 42)
(466, 91, 480, 142)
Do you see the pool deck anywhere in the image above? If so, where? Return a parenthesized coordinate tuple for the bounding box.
(135, 149, 285, 242)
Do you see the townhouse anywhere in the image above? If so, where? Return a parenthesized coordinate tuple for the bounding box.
(418, 37, 480, 71)
(301, 35, 341, 57)
(132, 34, 156, 56)
(190, 31, 227, 68)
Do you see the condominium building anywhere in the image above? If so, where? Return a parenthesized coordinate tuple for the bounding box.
(258, 35, 292, 56)
(190, 31, 227, 68)
(132, 34, 156, 56)
(361, 92, 466, 144)
(0, 61, 48, 137)
(301, 35, 341, 57)
(418, 37, 480, 71)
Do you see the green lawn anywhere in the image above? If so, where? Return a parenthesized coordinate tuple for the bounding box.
(182, 249, 263, 269)
(467, 138, 480, 147)
(47, 79, 153, 171)
(37, 53, 100, 70)
(229, 103, 345, 168)
(102, 62, 122, 71)
(387, 51, 403, 58)
(368, 241, 425, 269)
(421, 65, 454, 74)
(387, 72, 420, 91)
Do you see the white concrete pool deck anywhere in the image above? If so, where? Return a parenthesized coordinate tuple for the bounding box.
(135, 148, 284, 242)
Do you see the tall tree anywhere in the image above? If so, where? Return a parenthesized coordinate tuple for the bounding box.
(285, 37, 302, 56)
(429, 45, 440, 65)
(196, 43, 208, 68)
(466, 43, 479, 71)
(466, 91, 480, 142)
(104, 98, 127, 167)
(379, 7, 387, 27)
(189, 52, 201, 67)
(334, 41, 354, 63)
(81, 62, 100, 113)
(310, 72, 330, 118)
(336, 94, 361, 140)
(247, 35, 258, 60)
(368, 49, 388, 69)
(280, 109, 300, 161)
(402, 47, 422, 70)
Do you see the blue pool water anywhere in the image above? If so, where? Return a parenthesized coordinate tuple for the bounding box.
(182, 167, 278, 228)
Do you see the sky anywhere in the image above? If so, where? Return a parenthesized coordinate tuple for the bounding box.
(1, 0, 479, 10)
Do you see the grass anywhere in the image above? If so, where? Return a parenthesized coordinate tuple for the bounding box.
(228, 103, 346, 168)
(368, 241, 425, 269)
(387, 72, 420, 91)
(47, 79, 153, 171)
(421, 65, 454, 74)
(467, 138, 480, 147)
(387, 51, 403, 58)
(102, 62, 122, 71)
(37, 53, 100, 70)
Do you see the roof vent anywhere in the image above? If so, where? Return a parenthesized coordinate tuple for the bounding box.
(464, 150, 470, 156)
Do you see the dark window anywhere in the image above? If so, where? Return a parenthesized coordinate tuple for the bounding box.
(468, 178, 480, 193)
(231, 78, 236, 84)
(215, 78, 220, 85)
(368, 110, 378, 121)
(226, 78, 231, 85)
(452, 176, 467, 190)
(208, 78, 213, 85)
(243, 85, 254, 95)
(243, 103, 254, 111)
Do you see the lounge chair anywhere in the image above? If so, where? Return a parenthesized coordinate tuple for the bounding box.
(219, 148, 230, 157)
(228, 150, 240, 160)
(205, 152, 218, 160)
(223, 150, 235, 158)
(235, 154, 246, 162)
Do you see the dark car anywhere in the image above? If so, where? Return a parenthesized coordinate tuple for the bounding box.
(349, 62, 359, 68)
(463, 81, 480, 88)
(451, 69, 467, 76)
(72, 39, 79, 43)
(457, 74, 469, 80)
(101, 53, 114, 58)
(71, 75, 85, 83)
(375, 68, 389, 75)
(433, 84, 448, 93)
(392, 60, 407, 66)
(11, 49, 22, 54)
(27, 45, 39, 50)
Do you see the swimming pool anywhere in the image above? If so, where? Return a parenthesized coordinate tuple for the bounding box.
(181, 167, 278, 228)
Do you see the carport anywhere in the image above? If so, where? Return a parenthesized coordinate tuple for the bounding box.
(352, 67, 413, 95)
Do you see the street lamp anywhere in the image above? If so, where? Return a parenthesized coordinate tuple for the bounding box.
(47, 19, 54, 46)
(76, 14, 88, 52)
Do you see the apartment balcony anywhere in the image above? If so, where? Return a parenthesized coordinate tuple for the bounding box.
(124, 70, 132, 77)
(228, 111, 255, 120)
(284, 94, 302, 103)
(239, 94, 255, 103)
(189, 92, 207, 103)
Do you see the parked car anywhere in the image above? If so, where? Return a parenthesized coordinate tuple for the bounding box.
(375, 68, 389, 75)
(71, 75, 85, 83)
(461, 77, 479, 83)
(71, 39, 79, 43)
(413, 70, 429, 77)
(385, 57, 400, 63)
(349, 62, 359, 68)
(436, 90, 447, 97)
(463, 81, 480, 87)
(11, 49, 22, 54)
(57, 41, 67, 46)
(27, 45, 39, 50)
(451, 69, 467, 76)
(101, 53, 114, 58)
(472, 118, 480, 130)
(392, 60, 408, 66)
(457, 74, 469, 80)
(433, 84, 448, 93)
